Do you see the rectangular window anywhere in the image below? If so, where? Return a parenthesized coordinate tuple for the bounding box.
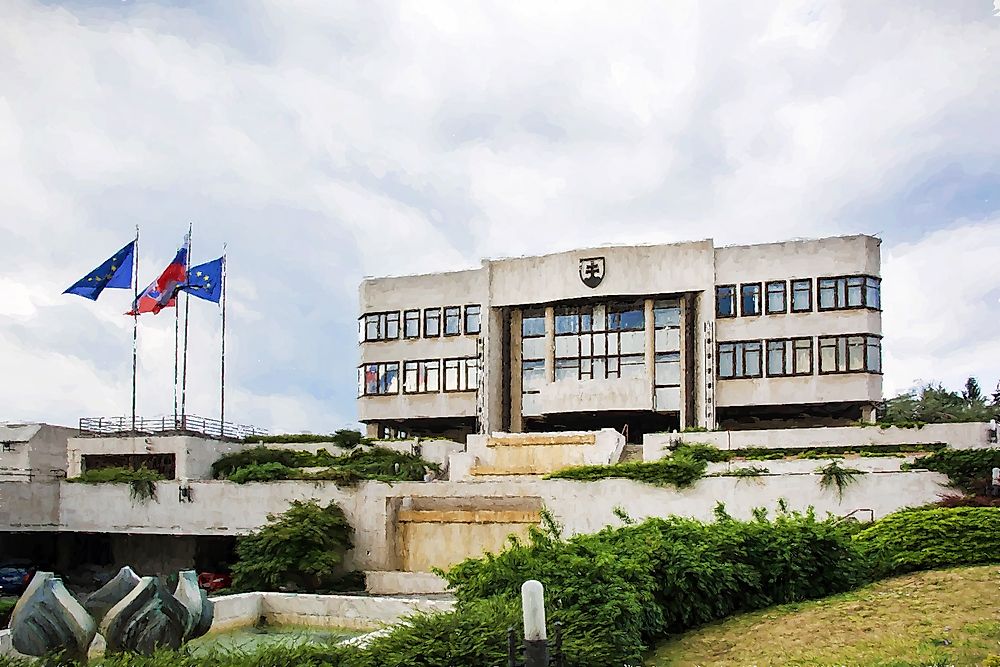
(653, 300, 680, 329)
(521, 358, 546, 391)
(555, 306, 593, 334)
(359, 362, 399, 395)
(361, 312, 400, 342)
(765, 281, 787, 314)
(818, 334, 882, 374)
(403, 309, 420, 338)
(424, 308, 441, 337)
(818, 275, 881, 311)
(717, 341, 762, 379)
(555, 357, 579, 381)
(444, 306, 461, 336)
(791, 279, 812, 312)
(464, 305, 481, 335)
(443, 357, 479, 392)
(716, 285, 736, 318)
(765, 338, 814, 377)
(740, 283, 762, 316)
(655, 351, 681, 387)
(607, 301, 644, 331)
(403, 360, 441, 393)
(522, 308, 546, 338)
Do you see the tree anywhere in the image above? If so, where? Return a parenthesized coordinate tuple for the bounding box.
(231, 499, 354, 592)
(882, 379, 998, 425)
(963, 377, 984, 406)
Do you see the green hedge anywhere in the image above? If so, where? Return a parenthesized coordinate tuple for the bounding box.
(906, 448, 1000, 494)
(544, 442, 726, 488)
(854, 506, 1000, 577)
(244, 429, 368, 447)
(214, 446, 439, 485)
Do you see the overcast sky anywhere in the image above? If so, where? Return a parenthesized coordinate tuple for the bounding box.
(2, 1, 999, 432)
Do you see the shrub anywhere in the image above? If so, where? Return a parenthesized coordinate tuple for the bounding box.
(211, 446, 316, 479)
(69, 466, 165, 502)
(933, 493, 1000, 508)
(816, 460, 866, 500)
(545, 443, 725, 488)
(227, 462, 295, 484)
(854, 506, 1000, 577)
(908, 448, 1000, 494)
(230, 499, 354, 592)
(213, 446, 438, 485)
(244, 429, 370, 447)
(439, 505, 869, 665)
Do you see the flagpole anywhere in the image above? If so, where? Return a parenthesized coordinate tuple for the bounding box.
(180, 223, 192, 431)
(131, 225, 139, 434)
(220, 248, 227, 431)
(174, 298, 179, 426)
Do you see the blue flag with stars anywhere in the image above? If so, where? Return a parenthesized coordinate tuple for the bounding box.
(63, 240, 135, 301)
(181, 257, 223, 303)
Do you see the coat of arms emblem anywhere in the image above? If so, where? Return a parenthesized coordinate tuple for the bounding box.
(579, 257, 605, 288)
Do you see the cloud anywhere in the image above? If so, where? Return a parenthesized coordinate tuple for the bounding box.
(0, 0, 998, 430)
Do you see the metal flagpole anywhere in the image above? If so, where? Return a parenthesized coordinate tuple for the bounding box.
(180, 223, 192, 430)
(220, 248, 227, 430)
(131, 225, 139, 433)
(174, 297, 180, 427)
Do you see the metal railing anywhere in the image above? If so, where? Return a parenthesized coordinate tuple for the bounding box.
(78, 415, 268, 441)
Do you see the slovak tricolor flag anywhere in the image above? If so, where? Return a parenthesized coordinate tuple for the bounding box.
(127, 239, 189, 315)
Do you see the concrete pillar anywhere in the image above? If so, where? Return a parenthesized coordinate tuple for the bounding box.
(860, 404, 876, 424)
(365, 423, 380, 438)
(644, 299, 655, 409)
(544, 307, 555, 383)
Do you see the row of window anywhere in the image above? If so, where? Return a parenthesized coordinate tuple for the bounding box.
(358, 357, 480, 396)
(716, 275, 881, 318)
(521, 300, 680, 338)
(718, 334, 882, 379)
(360, 306, 481, 342)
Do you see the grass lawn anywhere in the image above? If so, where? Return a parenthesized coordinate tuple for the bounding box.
(646, 565, 1000, 667)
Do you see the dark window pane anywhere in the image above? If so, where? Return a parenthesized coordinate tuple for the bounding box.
(766, 282, 786, 314)
(608, 303, 644, 331)
(444, 306, 461, 335)
(522, 308, 546, 337)
(791, 280, 812, 311)
(716, 286, 735, 317)
(741, 284, 761, 316)
(818, 279, 837, 309)
(404, 310, 420, 338)
(465, 306, 481, 334)
(424, 308, 441, 337)
(865, 277, 881, 310)
(866, 336, 882, 372)
(846, 277, 864, 307)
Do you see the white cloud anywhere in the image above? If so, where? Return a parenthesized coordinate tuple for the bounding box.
(0, 0, 998, 429)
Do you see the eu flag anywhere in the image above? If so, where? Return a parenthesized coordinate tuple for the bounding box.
(63, 240, 135, 301)
(181, 257, 224, 303)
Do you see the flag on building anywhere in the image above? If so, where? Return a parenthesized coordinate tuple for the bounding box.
(63, 240, 135, 301)
(127, 240, 188, 315)
(180, 257, 223, 303)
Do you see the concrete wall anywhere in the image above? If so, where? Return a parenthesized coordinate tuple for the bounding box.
(209, 592, 455, 632)
(66, 435, 259, 481)
(0, 424, 73, 531)
(642, 422, 991, 460)
(451, 429, 625, 478)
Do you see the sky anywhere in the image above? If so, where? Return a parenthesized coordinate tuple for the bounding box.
(1, 0, 999, 433)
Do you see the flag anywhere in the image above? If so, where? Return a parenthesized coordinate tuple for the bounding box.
(180, 257, 223, 303)
(63, 240, 135, 301)
(127, 240, 188, 315)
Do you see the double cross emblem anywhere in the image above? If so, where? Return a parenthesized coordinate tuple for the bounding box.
(579, 257, 605, 288)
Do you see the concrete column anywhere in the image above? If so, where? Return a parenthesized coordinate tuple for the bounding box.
(860, 404, 876, 424)
(644, 299, 655, 409)
(365, 423, 380, 438)
(510, 310, 523, 433)
(544, 307, 555, 383)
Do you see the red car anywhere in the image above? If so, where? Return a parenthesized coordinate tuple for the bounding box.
(197, 572, 231, 593)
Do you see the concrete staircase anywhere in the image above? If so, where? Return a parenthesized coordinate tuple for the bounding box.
(619, 445, 644, 463)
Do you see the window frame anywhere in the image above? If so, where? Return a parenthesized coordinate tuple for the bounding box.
(817, 334, 883, 375)
(521, 308, 547, 339)
(358, 361, 400, 396)
(403, 309, 420, 339)
(817, 275, 881, 312)
(717, 340, 763, 379)
(423, 308, 442, 338)
(764, 337, 814, 377)
(442, 356, 479, 393)
(360, 311, 401, 342)
(464, 305, 481, 335)
(790, 278, 813, 313)
(740, 283, 763, 317)
(716, 285, 737, 318)
(402, 358, 442, 393)
(765, 280, 787, 315)
(443, 306, 462, 337)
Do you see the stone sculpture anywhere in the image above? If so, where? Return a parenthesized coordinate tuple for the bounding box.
(9, 567, 214, 660)
(9, 572, 97, 661)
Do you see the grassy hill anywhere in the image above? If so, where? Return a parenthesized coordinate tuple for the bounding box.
(646, 565, 1000, 667)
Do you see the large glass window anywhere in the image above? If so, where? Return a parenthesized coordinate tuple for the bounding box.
(716, 285, 736, 318)
(818, 275, 881, 311)
(765, 338, 813, 377)
(444, 306, 461, 336)
(359, 362, 399, 395)
(765, 281, 787, 314)
(522, 308, 546, 338)
(740, 283, 762, 316)
(443, 357, 478, 391)
(402, 359, 440, 393)
(423, 308, 441, 337)
(464, 305, 481, 335)
(521, 358, 546, 391)
(791, 279, 812, 312)
(718, 341, 763, 379)
(403, 309, 420, 338)
(555, 306, 593, 334)
(361, 312, 400, 342)
(818, 334, 882, 374)
(607, 301, 644, 331)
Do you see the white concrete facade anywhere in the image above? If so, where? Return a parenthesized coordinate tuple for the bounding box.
(358, 235, 883, 440)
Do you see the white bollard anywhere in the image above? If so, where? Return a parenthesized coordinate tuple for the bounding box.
(992, 467, 1000, 487)
(521, 579, 548, 666)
